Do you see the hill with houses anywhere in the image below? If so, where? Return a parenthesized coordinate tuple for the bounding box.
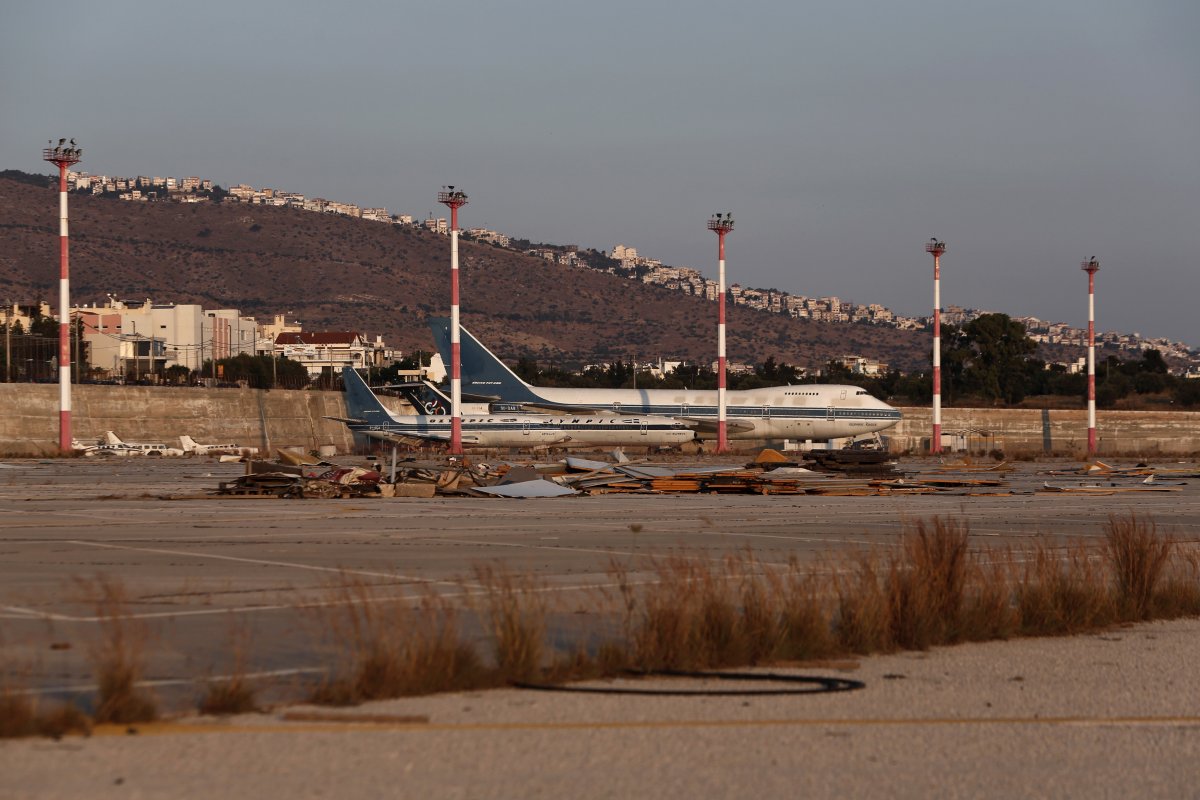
(0, 173, 933, 373)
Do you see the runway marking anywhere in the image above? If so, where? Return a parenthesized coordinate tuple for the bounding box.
(21, 667, 327, 696)
(0, 574, 655, 622)
(429, 536, 797, 567)
(66, 539, 460, 586)
(86, 713, 1200, 737)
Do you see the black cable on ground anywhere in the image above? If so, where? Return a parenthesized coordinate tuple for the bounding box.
(515, 669, 865, 696)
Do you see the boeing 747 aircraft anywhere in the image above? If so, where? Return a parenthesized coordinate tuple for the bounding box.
(429, 319, 901, 442)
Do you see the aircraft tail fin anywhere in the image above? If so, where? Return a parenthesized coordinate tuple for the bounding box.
(394, 380, 451, 415)
(179, 435, 199, 452)
(341, 367, 394, 423)
(428, 317, 539, 402)
(104, 431, 124, 445)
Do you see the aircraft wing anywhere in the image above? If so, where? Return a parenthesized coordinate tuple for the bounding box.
(377, 382, 498, 404)
(510, 401, 654, 417)
(678, 417, 758, 435)
(512, 400, 602, 415)
(460, 391, 502, 404)
(363, 431, 447, 446)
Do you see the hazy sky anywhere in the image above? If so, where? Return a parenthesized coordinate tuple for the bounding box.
(3, 1, 1198, 342)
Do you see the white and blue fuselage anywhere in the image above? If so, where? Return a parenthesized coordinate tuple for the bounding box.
(338, 367, 694, 449)
(429, 319, 902, 442)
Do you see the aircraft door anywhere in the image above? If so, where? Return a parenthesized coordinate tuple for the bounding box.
(826, 407, 835, 422)
(640, 420, 648, 436)
(522, 421, 530, 436)
(762, 405, 770, 419)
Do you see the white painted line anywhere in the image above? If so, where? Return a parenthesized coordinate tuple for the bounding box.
(20, 666, 328, 696)
(68, 539, 460, 586)
(430, 536, 798, 567)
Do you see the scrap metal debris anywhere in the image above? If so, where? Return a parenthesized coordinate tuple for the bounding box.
(208, 449, 1193, 501)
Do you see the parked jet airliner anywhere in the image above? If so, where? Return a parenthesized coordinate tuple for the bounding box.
(429, 319, 902, 442)
(331, 367, 695, 449)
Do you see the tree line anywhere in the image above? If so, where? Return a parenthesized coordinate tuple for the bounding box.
(507, 314, 1200, 409)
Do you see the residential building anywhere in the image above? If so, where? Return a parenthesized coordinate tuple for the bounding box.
(273, 331, 393, 378)
(73, 297, 255, 376)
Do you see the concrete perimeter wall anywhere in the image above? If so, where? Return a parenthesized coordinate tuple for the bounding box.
(890, 406, 1200, 457)
(0, 385, 356, 456)
(2, 385, 1198, 457)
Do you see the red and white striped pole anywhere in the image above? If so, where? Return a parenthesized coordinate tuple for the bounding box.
(1082, 258, 1100, 455)
(43, 140, 82, 453)
(707, 213, 734, 454)
(438, 187, 468, 455)
(925, 238, 946, 455)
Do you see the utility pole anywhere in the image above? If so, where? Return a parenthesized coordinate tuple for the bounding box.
(1081, 257, 1100, 455)
(4, 299, 11, 384)
(925, 238, 947, 455)
(73, 311, 80, 383)
(42, 138, 81, 452)
(132, 319, 139, 383)
(707, 213, 735, 454)
(438, 186, 469, 455)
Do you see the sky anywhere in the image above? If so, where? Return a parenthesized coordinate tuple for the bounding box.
(2, 0, 1198, 343)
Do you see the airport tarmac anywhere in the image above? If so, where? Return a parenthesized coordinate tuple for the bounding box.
(2, 456, 1199, 797)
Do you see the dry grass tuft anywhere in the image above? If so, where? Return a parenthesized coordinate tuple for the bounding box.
(776, 562, 838, 661)
(1151, 548, 1200, 619)
(887, 517, 971, 650)
(0, 689, 92, 739)
(310, 578, 486, 705)
(199, 676, 258, 716)
(1017, 544, 1114, 636)
(834, 553, 891, 654)
(474, 566, 547, 684)
(0, 688, 37, 738)
(960, 555, 1019, 641)
(395, 596, 486, 695)
(626, 556, 698, 670)
(78, 576, 158, 724)
(34, 702, 93, 738)
(695, 558, 751, 667)
(199, 618, 259, 716)
(1105, 512, 1174, 621)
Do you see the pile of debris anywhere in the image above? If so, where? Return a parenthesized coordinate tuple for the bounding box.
(209, 448, 1029, 499)
(216, 450, 382, 498)
(1036, 459, 1190, 495)
(210, 450, 1199, 500)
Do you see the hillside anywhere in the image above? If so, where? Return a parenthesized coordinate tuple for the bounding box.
(0, 175, 929, 371)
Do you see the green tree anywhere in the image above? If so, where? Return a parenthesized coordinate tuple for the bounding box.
(1140, 349, 1169, 374)
(1174, 379, 1200, 407)
(940, 314, 1037, 404)
(209, 353, 310, 388)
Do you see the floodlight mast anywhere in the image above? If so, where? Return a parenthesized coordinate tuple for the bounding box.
(1081, 258, 1100, 455)
(925, 238, 947, 455)
(707, 213, 735, 454)
(43, 140, 82, 453)
(438, 187, 469, 455)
